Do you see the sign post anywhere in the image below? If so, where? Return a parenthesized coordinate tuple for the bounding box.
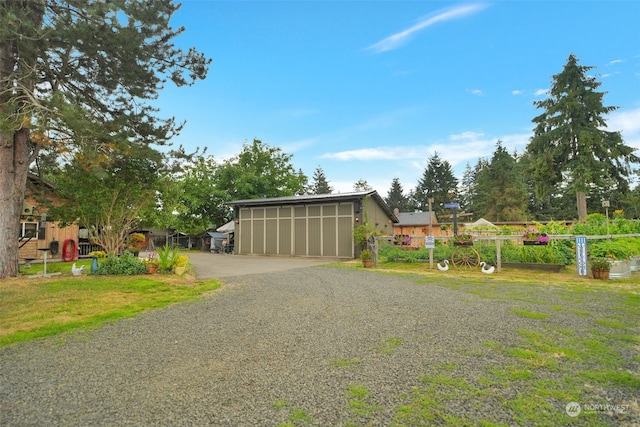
(575, 236, 588, 276)
(444, 203, 460, 236)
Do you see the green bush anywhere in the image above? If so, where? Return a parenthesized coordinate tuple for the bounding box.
(95, 252, 147, 275)
(589, 237, 640, 260)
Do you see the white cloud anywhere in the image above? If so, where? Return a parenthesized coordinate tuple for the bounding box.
(512, 90, 523, 95)
(320, 130, 530, 170)
(470, 89, 483, 96)
(366, 3, 488, 53)
(607, 59, 625, 65)
(608, 107, 640, 151)
(534, 89, 548, 96)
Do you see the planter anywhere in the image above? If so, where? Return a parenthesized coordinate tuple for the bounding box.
(629, 256, 640, 272)
(608, 260, 631, 279)
(362, 259, 373, 268)
(174, 266, 186, 275)
(502, 262, 565, 273)
(146, 264, 158, 274)
(453, 241, 474, 247)
(592, 269, 610, 280)
(523, 240, 548, 246)
(90, 256, 99, 274)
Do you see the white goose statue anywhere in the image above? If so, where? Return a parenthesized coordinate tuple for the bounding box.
(437, 259, 449, 271)
(480, 262, 495, 274)
(71, 263, 86, 276)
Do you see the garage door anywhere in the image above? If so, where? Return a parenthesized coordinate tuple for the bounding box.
(237, 202, 353, 258)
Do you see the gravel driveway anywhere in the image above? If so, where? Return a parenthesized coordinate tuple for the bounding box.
(1, 259, 636, 425)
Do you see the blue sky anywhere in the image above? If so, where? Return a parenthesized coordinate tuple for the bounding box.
(156, 1, 640, 195)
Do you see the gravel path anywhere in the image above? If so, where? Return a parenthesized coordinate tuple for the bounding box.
(1, 266, 637, 425)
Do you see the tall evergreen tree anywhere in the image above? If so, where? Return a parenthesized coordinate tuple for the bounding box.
(353, 179, 373, 192)
(413, 153, 458, 215)
(458, 162, 477, 214)
(310, 166, 333, 194)
(385, 178, 410, 212)
(475, 142, 528, 222)
(526, 54, 638, 221)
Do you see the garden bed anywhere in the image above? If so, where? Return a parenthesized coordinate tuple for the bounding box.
(502, 262, 565, 273)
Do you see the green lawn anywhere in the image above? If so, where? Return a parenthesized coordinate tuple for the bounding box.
(0, 268, 220, 347)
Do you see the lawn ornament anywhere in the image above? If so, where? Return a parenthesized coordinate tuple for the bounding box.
(480, 262, 495, 274)
(71, 263, 86, 276)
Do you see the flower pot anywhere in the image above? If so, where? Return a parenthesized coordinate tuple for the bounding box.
(629, 256, 640, 272)
(362, 259, 373, 268)
(523, 240, 548, 246)
(174, 266, 186, 275)
(592, 269, 610, 280)
(453, 241, 473, 246)
(146, 264, 158, 274)
(609, 260, 631, 279)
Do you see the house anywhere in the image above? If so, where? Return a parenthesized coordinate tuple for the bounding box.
(19, 174, 79, 264)
(227, 190, 398, 258)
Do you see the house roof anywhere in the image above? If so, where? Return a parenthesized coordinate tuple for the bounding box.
(202, 231, 227, 238)
(466, 218, 498, 228)
(216, 220, 235, 233)
(396, 211, 438, 226)
(227, 190, 398, 222)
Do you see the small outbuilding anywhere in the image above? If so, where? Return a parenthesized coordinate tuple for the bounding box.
(227, 190, 397, 259)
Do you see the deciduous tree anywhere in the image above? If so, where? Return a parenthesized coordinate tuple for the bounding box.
(215, 139, 307, 201)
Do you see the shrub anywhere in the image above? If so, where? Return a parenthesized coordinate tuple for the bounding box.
(95, 252, 147, 275)
(589, 237, 640, 260)
(156, 244, 181, 273)
(174, 255, 189, 267)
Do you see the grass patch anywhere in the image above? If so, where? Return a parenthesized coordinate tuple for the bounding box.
(346, 384, 382, 419)
(510, 309, 550, 319)
(595, 319, 628, 330)
(330, 358, 362, 368)
(378, 337, 402, 355)
(288, 408, 314, 425)
(0, 275, 221, 347)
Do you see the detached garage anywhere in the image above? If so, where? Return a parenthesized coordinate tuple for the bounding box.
(227, 190, 397, 259)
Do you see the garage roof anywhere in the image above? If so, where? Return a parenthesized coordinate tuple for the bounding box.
(227, 190, 398, 222)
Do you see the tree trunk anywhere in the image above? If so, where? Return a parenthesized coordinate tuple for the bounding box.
(0, 129, 33, 278)
(576, 191, 587, 222)
(0, 1, 44, 278)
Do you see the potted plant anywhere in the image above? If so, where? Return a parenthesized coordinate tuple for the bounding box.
(144, 252, 159, 274)
(144, 259, 159, 274)
(88, 250, 106, 274)
(522, 230, 549, 246)
(452, 234, 473, 246)
(127, 232, 146, 256)
(360, 249, 373, 268)
(590, 257, 611, 280)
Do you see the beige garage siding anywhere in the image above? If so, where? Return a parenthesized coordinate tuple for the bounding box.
(237, 202, 354, 258)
